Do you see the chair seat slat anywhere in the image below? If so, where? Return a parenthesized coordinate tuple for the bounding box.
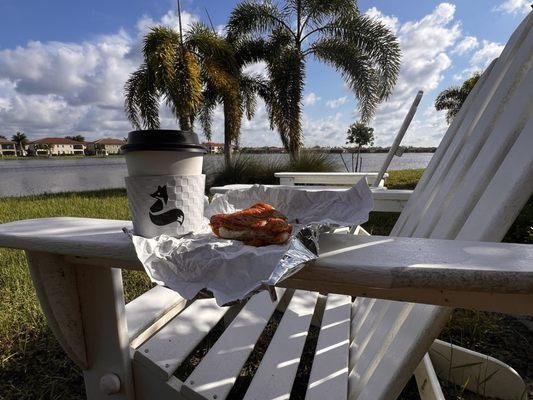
(305, 294, 351, 400)
(243, 290, 319, 400)
(182, 289, 285, 400)
(126, 285, 187, 348)
(135, 298, 229, 381)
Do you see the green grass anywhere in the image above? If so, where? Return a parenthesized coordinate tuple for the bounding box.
(0, 169, 531, 399)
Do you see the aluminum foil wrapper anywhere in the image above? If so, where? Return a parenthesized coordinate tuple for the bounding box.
(127, 180, 373, 306)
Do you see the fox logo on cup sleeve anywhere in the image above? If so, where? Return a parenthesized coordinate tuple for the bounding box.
(149, 185, 185, 226)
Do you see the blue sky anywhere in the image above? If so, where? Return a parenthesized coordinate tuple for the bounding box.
(0, 0, 530, 146)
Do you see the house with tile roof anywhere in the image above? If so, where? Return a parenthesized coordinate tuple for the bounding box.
(0, 138, 17, 156)
(27, 138, 86, 156)
(202, 141, 224, 154)
(85, 138, 126, 155)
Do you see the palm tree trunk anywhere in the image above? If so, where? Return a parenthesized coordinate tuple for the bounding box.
(288, 55, 305, 161)
(223, 102, 232, 165)
(179, 116, 191, 131)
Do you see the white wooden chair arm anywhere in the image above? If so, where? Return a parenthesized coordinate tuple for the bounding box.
(0, 217, 532, 315)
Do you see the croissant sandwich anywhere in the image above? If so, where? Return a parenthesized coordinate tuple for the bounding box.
(210, 203, 292, 246)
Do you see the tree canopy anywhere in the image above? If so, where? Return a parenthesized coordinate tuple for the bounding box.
(435, 73, 481, 123)
(346, 122, 374, 147)
(227, 0, 401, 158)
(65, 135, 85, 142)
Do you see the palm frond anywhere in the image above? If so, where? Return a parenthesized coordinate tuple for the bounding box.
(199, 85, 219, 140)
(267, 48, 305, 155)
(310, 38, 379, 122)
(301, 0, 357, 28)
(239, 73, 265, 120)
(318, 13, 401, 100)
(163, 49, 203, 129)
(124, 64, 160, 129)
(227, 1, 294, 40)
(435, 87, 464, 123)
(143, 26, 181, 90)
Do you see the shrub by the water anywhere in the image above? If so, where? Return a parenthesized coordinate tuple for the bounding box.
(210, 151, 338, 188)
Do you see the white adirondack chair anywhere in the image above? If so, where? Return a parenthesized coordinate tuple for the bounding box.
(0, 12, 531, 400)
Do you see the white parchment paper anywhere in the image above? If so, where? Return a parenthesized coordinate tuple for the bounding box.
(131, 180, 373, 305)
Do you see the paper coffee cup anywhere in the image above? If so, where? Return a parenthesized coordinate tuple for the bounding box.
(126, 174, 206, 238)
(121, 130, 207, 237)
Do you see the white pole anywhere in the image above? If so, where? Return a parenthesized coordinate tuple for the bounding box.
(373, 90, 424, 188)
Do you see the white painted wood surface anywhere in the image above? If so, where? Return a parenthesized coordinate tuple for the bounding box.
(0, 217, 137, 262)
(346, 12, 533, 400)
(429, 339, 526, 400)
(209, 185, 410, 212)
(305, 294, 351, 400)
(125, 285, 187, 349)
(135, 297, 229, 381)
(414, 354, 445, 400)
(75, 261, 135, 400)
(1, 219, 532, 313)
(243, 290, 319, 400)
(274, 172, 388, 187)
(182, 289, 285, 400)
(26, 251, 88, 369)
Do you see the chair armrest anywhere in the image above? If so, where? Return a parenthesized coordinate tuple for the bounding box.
(280, 233, 533, 315)
(1, 217, 532, 314)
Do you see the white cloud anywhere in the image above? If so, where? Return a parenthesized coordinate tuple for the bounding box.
(0, 2, 510, 149)
(326, 96, 348, 109)
(0, 11, 201, 140)
(136, 10, 198, 37)
(470, 40, 504, 67)
(243, 61, 268, 77)
(366, 3, 460, 146)
(302, 92, 320, 106)
(365, 7, 400, 33)
(452, 36, 479, 55)
(493, 0, 531, 15)
(453, 39, 505, 81)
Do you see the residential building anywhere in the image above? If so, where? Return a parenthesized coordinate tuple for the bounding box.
(202, 142, 224, 154)
(27, 138, 86, 156)
(0, 138, 17, 156)
(86, 138, 126, 155)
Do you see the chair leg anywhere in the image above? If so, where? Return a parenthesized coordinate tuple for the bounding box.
(414, 354, 445, 400)
(27, 251, 134, 400)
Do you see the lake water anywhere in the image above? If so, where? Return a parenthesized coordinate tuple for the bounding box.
(0, 153, 433, 197)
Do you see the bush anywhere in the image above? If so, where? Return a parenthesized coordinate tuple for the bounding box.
(286, 151, 338, 172)
(209, 151, 338, 188)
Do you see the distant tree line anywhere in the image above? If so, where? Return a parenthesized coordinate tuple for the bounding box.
(238, 146, 436, 154)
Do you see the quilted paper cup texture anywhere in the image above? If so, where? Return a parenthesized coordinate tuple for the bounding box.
(126, 174, 206, 238)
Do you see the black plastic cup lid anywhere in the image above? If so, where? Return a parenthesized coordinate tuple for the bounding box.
(121, 130, 207, 154)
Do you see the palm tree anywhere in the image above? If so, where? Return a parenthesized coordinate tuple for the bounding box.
(125, 21, 269, 164)
(227, 0, 401, 159)
(11, 132, 28, 156)
(125, 25, 202, 131)
(435, 73, 481, 123)
(190, 24, 271, 163)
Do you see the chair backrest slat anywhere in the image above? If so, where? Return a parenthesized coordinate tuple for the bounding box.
(348, 12, 533, 400)
(413, 36, 532, 239)
(396, 58, 495, 221)
(393, 14, 532, 237)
